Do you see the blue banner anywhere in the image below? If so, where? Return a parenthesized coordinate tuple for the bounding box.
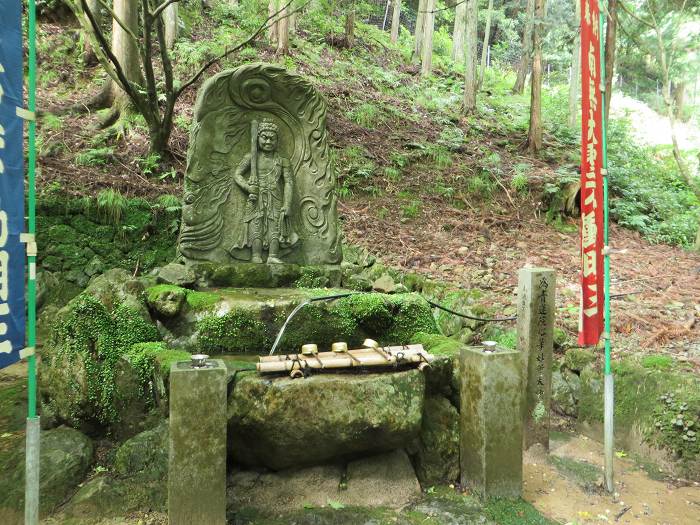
(0, 0, 26, 369)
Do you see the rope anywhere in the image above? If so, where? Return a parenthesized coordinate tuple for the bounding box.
(425, 298, 517, 322)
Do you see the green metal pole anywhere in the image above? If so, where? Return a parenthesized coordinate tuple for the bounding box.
(25, 0, 40, 523)
(598, 0, 614, 494)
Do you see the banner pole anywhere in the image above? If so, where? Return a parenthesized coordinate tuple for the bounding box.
(25, 0, 40, 521)
(598, 0, 614, 494)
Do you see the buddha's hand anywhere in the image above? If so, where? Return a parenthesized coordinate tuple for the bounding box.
(280, 207, 289, 216)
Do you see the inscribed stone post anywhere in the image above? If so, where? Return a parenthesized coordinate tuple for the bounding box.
(459, 345, 523, 499)
(516, 267, 556, 450)
(169, 359, 227, 525)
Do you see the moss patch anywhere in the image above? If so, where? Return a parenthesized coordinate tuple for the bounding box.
(483, 498, 559, 525)
(146, 284, 220, 312)
(45, 295, 160, 425)
(549, 456, 601, 492)
(197, 310, 270, 353)
(412, 332, 462, 356)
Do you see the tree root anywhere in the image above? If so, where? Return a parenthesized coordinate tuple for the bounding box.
(43, 80, 113, 117)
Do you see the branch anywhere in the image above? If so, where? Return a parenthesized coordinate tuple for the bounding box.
(151, 0, 179, 20)
(141, 0, 161, 124)
(619, 1, 654, 30)
(176, 0, 308, 97)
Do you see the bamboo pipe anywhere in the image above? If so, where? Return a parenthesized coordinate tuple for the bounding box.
(258, 344, 426, 362)
(256, 349, 433, 374)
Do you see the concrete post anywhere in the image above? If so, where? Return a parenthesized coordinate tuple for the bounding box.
(516, 267, 556, 450)
(459, 345, 523, 499)
(169, 358, 227, 525)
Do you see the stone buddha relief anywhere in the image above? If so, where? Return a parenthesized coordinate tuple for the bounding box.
(178, 63, 342, 265)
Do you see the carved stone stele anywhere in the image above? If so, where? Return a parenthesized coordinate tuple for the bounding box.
(178, 63, 342, 265)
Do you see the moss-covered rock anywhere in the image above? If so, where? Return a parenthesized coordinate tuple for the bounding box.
(0, 426, 93, 521)
(36, 195, 178, 284)
(578, 356, 700, 479)
(228, 369, 425, 470)
(413, 396, 460, 486)
(551, 369, 580, 417)
(151, 288, 439, 354)
(41, 269, 161, 434)
(114, 420, 168, 480)
(191, 262, 342, 288)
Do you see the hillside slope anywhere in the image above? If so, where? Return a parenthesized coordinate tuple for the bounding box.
(35, 10, 700, 361)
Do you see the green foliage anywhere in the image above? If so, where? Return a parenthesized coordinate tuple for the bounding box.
(607, 119, 699, 246)
(348, 102, 383, 129)
(401, 200, 422, 220)
(75, 147, 114, 167)
(337, 146, 377, 196)
(156, 194, 182, 213)
(651, 392, 699, 461)
(642, 355, 674, 370)
(97, 188, 128, 225)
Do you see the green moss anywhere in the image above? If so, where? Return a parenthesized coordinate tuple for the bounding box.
(412, 332, 462, 356)
(47, 296, 160, 424)
(186, 290, 221, 310)
(197, 310, 270, 353)
(563, 348, 596, 371)
(0, 380, 27, 433)
(484, 498, 558, 524)
(294, 266, 331, 288)
(549, 456, 601, 491)
(641, 355, 674, 370)
(146, 284, 220, 312)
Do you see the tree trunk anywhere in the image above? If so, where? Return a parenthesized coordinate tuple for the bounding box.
(463, 0, 478, 113)
(84, 0, 100, 65)
(478, 0, 494, 87)
(111, 0, 142, 104)
(345, 7, 355, 47)
(513, 0, 536, 94)
(695, 221, 700, 252)
(452, 1, 466, 62)
(277, 2, 290, 54)
(526, 0, 545, 153)
(604, 0, 617, 126)
(268, 0, 279, 45)
(390, 0, 401, 43)
(413, 0, 426, 64)
(164, 2, 178, 50)
(420, 0, 435, 77)
(568, 0, 581, 128)
(652, 21, 690, 181)
(673, 82, 686, 120)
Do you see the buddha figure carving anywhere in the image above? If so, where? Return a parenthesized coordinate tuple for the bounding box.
(234, 119, 298, 264)
(178, 63, 342, 265)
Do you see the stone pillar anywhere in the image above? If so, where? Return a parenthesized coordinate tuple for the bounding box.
(459, 345, 523, 499)
(516, 267, 556, 450)
(169, 359, 227, 525)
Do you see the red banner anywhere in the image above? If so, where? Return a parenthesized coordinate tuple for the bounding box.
(578, 0, 605, 346)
